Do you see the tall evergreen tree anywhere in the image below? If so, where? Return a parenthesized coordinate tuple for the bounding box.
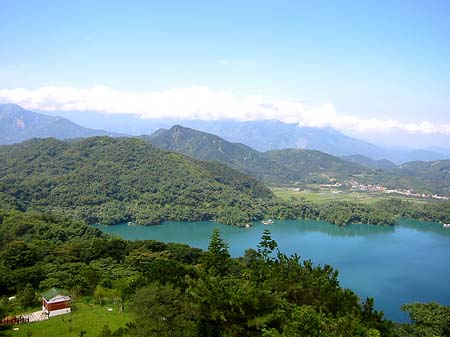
(203, 228, 231, 276)
(257, 229, 278, 261)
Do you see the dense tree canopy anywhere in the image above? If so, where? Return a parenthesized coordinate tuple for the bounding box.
(0, 137, 272, 226)
(0, 209, 449, 336)
(0, 137, 448, 228)
(1, 137, 449, 337)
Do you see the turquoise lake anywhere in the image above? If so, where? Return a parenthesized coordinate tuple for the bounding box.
(94, 218, 450, 322)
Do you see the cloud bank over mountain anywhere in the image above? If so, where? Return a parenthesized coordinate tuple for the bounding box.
(1, 85, 449, 136)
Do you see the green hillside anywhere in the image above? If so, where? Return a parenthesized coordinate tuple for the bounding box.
(341, 154, 397, 170)
(146, 125, 297, 184)
(384, 160, 450, 195)
(263, 148, 372, 183)
(147, 125, 375, 186)
(147, 126, 450, 196)
(0, 137, 273, 226)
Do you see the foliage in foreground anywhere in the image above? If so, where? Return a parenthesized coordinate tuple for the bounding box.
(1, 210, 449, 337)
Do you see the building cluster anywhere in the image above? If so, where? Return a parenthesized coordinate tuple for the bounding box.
(319, 180, 450, 201)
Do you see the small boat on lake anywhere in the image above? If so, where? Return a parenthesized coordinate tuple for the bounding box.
(443, 223, 450, 228)
(261, 219, 274, 225)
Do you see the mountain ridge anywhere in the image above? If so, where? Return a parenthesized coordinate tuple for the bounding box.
(2, 104, 449, 164)
(0, 103, 123, 144)
(38, 108, 450, 163)
(147, 125, 377, 186)
(146, 125, 300, 185)
(148, 125, 450, 196)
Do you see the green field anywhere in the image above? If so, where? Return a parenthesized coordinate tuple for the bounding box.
(1, 303, 135, 337)
(273, 186, 429, 204)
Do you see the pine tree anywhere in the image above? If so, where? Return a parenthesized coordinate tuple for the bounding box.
(257, 229, 278, 261)
(204, 228, 231, 276)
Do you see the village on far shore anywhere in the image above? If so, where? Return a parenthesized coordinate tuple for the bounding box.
(294, 178, 450, 201)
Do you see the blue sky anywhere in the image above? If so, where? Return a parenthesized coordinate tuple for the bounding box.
(1, 0, 450, 146)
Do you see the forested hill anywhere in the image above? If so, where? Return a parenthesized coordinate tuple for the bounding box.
(264, 148, 371, 183)
(393, 160, 450, 195)
(0, 137, 273, 226)
(147, 125, 374, 185)
(262, 150, 450, 196)
(147, 126, 450, 196)
(146, 125, 299, 184)
(341, 154, 397, 171)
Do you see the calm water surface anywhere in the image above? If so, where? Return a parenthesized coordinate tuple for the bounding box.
(94, 218, 450, 322)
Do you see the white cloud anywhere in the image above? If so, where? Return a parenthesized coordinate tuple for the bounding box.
(1, 85, 450, 135)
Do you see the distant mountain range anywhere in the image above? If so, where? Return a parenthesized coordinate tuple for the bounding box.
(0, 104, 120, 144)
(182, 119, 382, 156)
(147, 125, 450, 196)
(179, 120, 450, 165)
(2, 104, 450, 165)
(40, 108, 450, 164)
(147, 125, 374, 185)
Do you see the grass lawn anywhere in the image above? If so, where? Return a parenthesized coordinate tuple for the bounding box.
(272, 186, 428, 204)
(1, 303, 135, 337)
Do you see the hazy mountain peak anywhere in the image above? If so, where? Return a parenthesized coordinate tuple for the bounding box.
(0, 102, 25, 110)
(0, 103, 29, 118)
(171, 124, 188, 130)
(3, 106, 449, 163)
(0, 103, 122, 144)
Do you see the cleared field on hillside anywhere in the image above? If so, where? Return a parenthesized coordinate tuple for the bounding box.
(1, 303, 134, 337)
(273, 186, 430, 204)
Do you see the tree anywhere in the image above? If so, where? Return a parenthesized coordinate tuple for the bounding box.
(19, 283, 37, 309)
(1, 241, 36, 269)
(187, 274, 285, 337)
(257, 229, 278, 261)
(94, 285, 108, 306)
(132, 283, 196, 337)
(203, 228, 231, 276)
(98, 325, 112, 337)
(361, 297, 391, 336)
(262, 306, 328, 337)
(396, 302, 450, 337)
(263, 305, 382, 337)
(113, 277, 136, 312)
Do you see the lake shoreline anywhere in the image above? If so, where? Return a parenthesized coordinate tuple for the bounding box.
(93, 218, 450, 322)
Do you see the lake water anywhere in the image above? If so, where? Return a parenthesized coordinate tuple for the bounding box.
(94, 218, 450, 322)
